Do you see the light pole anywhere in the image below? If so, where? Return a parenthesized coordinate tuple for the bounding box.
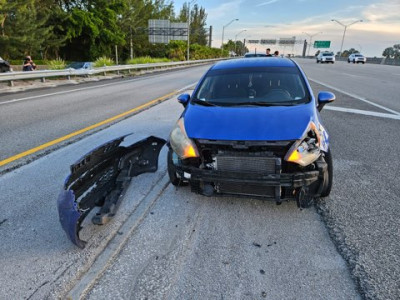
(234, 29, 247, 55)
(331, 19, 363, 57)
(221, 18, 239, 55)
(187, 0, 196, 61)
(302, 31, 322, 56)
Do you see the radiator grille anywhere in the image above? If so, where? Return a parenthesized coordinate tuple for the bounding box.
(215, 154, 279, 197)
(216, 155, 276, 174)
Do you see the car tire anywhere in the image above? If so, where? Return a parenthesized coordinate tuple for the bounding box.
(348, 60, 350, 63)
(321, 149, 333, 197)
(353, 60, 356, 64)
(362, 62, 365, 64)
(316, 60, 319, 63)
(167, 149, 187, 186)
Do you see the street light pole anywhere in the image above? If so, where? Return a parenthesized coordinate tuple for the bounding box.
(331, 19, 363, 57)
(302, 31, 322, 56)
(221, 18, 239, 55)
(234, 29, 247, 55)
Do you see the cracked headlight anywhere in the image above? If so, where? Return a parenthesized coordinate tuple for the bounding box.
(285, 122, 321, 166)
(169, 118, 200, 159)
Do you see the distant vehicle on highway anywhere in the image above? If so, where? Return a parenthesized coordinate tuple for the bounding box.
(66, 62, 93, 70)
(0, 56, 12, 72)
(168, 58, 335, 208)
(348, 53, 366, 64)
(316, 51, 335, 64)
(244, 53, 268, 58)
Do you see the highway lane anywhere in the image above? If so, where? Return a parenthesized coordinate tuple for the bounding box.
(0, 59, 399, 299)
(0, 95, 360, 300)
(0, 65, 211, 168)
(294, 58, 400, 114)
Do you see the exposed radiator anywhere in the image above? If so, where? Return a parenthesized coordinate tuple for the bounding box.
(215, 154, 279, 197)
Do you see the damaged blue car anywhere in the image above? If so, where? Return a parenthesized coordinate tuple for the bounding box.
(57, 57, 335, 248)
(167, 58, 335, 208)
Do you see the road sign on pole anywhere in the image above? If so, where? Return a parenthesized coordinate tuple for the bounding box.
(314, 41, 331, 48)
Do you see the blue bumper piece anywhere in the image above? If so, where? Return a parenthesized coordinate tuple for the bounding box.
(57, 190, 85, 248)
(57, 135, 166, 248)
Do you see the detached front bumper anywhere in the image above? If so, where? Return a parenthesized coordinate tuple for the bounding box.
(57, 135, 165, 248)
(174, 158, 327, 203)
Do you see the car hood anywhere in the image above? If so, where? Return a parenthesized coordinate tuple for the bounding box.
(183, 103, 315, 141)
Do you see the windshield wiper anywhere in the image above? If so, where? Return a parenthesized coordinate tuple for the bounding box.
(191, 99, 217, 106)
(229, 101, 300, 107)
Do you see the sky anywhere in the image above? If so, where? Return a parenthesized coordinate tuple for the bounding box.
(172, 0, 400, 57)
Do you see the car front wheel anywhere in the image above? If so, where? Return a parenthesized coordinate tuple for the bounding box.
(320, 149, 333, 197)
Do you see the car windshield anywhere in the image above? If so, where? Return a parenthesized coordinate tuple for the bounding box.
(192, 66, 310, 106)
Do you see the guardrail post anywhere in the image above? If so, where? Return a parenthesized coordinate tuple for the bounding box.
(9, 80, 14, 87)
(41, 77, 46, 83)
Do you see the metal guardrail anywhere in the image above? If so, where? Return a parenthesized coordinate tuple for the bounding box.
(0, 58, 226, 86)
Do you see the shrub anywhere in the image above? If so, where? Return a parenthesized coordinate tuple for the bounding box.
(126, 56, 171, 64)
(94, 56, 114, 67)
(46, 58, 66, 70)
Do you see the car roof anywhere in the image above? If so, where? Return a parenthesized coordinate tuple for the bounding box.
(211, 58, 296, 70)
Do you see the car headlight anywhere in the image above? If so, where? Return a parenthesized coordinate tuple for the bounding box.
(169, 118, 200, 159)
(285, 122, 321, 166)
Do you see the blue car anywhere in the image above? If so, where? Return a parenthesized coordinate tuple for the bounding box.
(168, 58, 335, 208)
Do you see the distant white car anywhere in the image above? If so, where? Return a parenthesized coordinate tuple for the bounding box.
(348, 54, 366, 64)
(316, 52, 335, 64)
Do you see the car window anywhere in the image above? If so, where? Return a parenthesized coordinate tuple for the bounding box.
(193, 67, 310, 106)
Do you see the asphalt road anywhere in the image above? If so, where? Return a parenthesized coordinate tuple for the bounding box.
(0, 65, 210, 167)
(0, 59, 399, 299)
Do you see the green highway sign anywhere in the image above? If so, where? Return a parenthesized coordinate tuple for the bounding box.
(314, 41, 331, 48)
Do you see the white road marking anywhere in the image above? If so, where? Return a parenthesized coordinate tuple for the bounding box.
(309, 78, 400, 116)
(325, 106, 400, 120)
(0, 71, 199, 106)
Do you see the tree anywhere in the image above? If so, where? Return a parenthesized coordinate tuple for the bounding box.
(118, 0, 175, 60)
(383, 44, 400, 59)
(178, 3, 208, 46)
(341, 48, 359, 57)
(59, 0, 127, 61)
(0, 0, 54, 59)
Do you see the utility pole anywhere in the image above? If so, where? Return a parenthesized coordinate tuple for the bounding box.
(130, 26, 133, 60)
(208, 26, 212, 48)
(331, 19, 363, 57)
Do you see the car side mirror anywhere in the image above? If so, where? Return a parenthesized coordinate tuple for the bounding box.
(317, 91, 335, 111)
(177, 94, 190, 107)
